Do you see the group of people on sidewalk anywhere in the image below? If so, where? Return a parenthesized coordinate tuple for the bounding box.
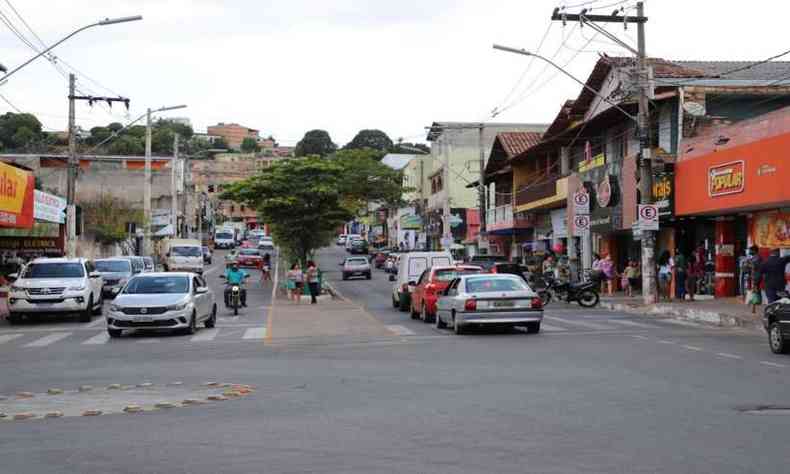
(285, 261, 321, 304)
(742, 246, 790, 307)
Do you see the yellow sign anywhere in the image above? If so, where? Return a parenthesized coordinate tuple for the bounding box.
(578, 153, 605, 173)
(0, 161, 30, 213)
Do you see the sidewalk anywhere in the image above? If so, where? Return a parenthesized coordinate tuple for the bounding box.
(597, 293, 764, 329)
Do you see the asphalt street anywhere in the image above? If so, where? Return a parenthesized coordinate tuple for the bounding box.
(0, 246, 788, 473)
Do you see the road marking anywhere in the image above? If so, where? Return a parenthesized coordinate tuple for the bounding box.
(631, 335, 649, 340)
(607, 319, 656, 329)
(191, 328, 219, 342)
(544, 316, 611, 330)
(540, 323, 567, 332)
(716, 352, 743, 360)
(0, 333, 24, 344)
(385, 325, 416, 336)
(657, 339, 676, 345)
(760, 361, 787, 368)
(681, 344, 703, 352)
(243, 328, 267, 339)
(82, 332, 110, 345)
(23, 332, 72, 347)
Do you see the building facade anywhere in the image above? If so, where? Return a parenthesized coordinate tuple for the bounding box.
(206, 123, 260, 150)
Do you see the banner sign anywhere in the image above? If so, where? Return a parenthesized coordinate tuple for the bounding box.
(0, 236, 63, 254)
(751, 210, 790, 248)
(652, 172, 674, 218)
(708, 160, 744, 197)
(34, 190, 67, 224)
(0, 161, 34, 229)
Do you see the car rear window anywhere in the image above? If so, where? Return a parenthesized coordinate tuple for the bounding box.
(347, 258, 368, 265)
(240, 249, 261, 255)
(465, 277, 528, 293)
(434, 268, 481, 281)
(95, 260, 132, 273)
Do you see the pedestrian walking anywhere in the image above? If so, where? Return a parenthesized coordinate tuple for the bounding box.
(673, 249, 687, 301)
(758, 249, 790, 304)
(624, 260, 640, 297)
(599, 254, 615, 296)
(658, 251, 672, 301)
(686, 253, 704, 301)
(305, 260, 320, 305)
(286, 263, 303, 303)
(260, 253, 272, 283)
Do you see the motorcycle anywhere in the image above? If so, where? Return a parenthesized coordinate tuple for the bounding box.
(219, 274, 248, 315)
(538, 272, 600, 308)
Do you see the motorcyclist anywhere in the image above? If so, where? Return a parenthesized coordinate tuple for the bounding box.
(224, 262, 248, 307)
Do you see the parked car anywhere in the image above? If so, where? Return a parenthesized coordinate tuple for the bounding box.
(390, 251, 453, 312)
(490, 262, 533, 282)
(123, 256, 145, 275)
(236, 248, 263, 268)
(214, 229, 236, 249)
(435, 274, 543, 335)
(342, 256, 372, 280)
(344, 234, 362, 252)
(162, 239, 204, 275)
(106, 272, 216, 338)
(763, 291, 790, 354)
(467, 255, 509, 272)
(142, 256, 156, 273)
(336, 234, 348, 246)
(373, 250, 389, 269)
(258, 240, 276, 253)
(349, 238, 369, 255)
(7, 258, 104, 324)
(202, 246, 213, 265)
(95, 258, 135, 299)
(410, 265, 483, 322)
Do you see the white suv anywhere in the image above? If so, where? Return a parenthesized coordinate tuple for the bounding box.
(7, 258, 104, 324)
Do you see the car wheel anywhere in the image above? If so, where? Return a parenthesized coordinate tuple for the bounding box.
(342, 273, 348, 281)
(185, 312, 197, 335)
(525, 321, 541, 334)
(7, 312, 21, 325)
(769, 322, 789, 354)
(366, 273, 371, 280)
(410, 302, 419, 320)
(421, 303, 434, 324)
(205, 305, 217, 328)
(108, 329, 122, 338)
(398, 293, 410, 313)
(392, 295, 399, 309)
(453, 314, 466, 335)
(435, 310, 446, 329)
(79, 295, 93, 322)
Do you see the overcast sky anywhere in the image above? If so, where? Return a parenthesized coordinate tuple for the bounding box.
(1, 0, 788, 147)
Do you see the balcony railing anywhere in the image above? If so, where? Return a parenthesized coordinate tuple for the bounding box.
(486, 204, 534, 231)
(515, 177, 560, 207)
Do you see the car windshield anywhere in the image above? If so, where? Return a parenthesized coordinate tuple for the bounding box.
(240, 249, 260, 256)
(24, 262, 85, 278)
(171, 246, 201, 257)
(216, 232, 233, 240)
(434, 268, 481, 282)
(347, 258, 368, 265)
(95, 260, 132, 273)
(123, 276, 189, 294)
(465, 277, 528, 293)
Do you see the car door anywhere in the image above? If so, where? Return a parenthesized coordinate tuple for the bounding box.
(436, 278, 459, 323)
(192, 276, 207, 319)
(412, 270, 428, 311)
(85, 261, 102, 300)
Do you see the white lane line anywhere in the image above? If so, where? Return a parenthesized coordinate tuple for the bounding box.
(83, 318, 106, 328)
(662, 319, 701, 327)
(760, 361, 787, 368)
(23, 332, 72, 347)
(0, 333, 24, 344)
(242, 328, 266, 339)
(716, 352, 743, 360)
(385, 325, 416, 336)
(657, 339, 676, 345)
(544, 316, 611, 330)
(681, 344, 703, 352)
(190, 328, 219, 342)
(82, 332, 110, 345)
(607, 319, 656, 329)
(631, 335, 649, 340)
(540, 323, 567, 332)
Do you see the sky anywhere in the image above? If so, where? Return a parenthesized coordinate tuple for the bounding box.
(1, 0, 789, 147)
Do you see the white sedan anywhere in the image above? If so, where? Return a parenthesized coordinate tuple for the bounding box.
(106, 272, 217, 338)
(435, 274, 543, 335)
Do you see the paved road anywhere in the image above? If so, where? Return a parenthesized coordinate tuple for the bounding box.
(0, 246, 788, 473)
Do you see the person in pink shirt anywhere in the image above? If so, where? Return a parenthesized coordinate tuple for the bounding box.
(599, 254, 615, 296)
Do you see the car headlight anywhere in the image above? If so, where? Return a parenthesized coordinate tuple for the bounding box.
(117, 278, 128, 286)
(68, 285, 86, 291)
(167, 302, 189, 311)
(110, 303, 122, 312)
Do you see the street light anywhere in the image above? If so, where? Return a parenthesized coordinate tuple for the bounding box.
(2, 15, 142, 83)
(143, 104, 188, 255)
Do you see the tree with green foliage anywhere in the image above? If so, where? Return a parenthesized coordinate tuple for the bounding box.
(107, 135, 144, 155)
(82, 195, 145, 246)
(295, 129, 337, 157)
(88, 126, 111, 145)
(0, 112, 43, 150)
(241, 137, 260, 153)
(344, 129, 393, 152)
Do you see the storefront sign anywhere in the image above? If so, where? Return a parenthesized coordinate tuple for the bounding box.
(578, 153, 606, 173)
(751, 210, 790, 248)
(708, 161, 744, 197)
(399, 214, 423, 230)
(652, 172, 674, 217)
(596, 176, 613, 208)
(0, 236, 63, 254)
(33, 190, 67, 224)
(0, 161, 34, 229)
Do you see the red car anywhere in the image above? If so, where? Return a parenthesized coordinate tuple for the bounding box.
(410, 265, 483, 322)
(236, 248, 263, 267)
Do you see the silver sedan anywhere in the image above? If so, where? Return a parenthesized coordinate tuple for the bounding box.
(435, 274, 543, 335)
(106, 272, 217, 338)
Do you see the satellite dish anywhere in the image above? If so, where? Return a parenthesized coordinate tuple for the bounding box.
(683, 101, 706, 117)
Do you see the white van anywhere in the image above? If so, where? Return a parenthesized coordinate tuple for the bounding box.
(214, 229, 236, 249)
(345, 234, 363, 252)
(390, 251, 453, 312)
(162, 239, 204, 274)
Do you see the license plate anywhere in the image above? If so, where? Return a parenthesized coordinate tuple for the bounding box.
(35, 301, 54, 306)
(493, 300, 515, 308)
(134, 316, 153, 323)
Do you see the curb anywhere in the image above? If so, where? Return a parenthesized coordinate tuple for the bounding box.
(598, 301, 763, 329)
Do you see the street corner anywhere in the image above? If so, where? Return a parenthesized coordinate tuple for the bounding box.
(0, 381, 257, 422)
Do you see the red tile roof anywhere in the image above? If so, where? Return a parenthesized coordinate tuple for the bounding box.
(496, 132, 544, 158)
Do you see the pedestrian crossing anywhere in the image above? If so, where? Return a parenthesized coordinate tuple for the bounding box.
(0, 315, 723, 350)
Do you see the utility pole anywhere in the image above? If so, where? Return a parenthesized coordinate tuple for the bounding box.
(171, 133, 179, 239)
(66, 74, 131, 257)
(442, 135, 451, 251)
(478, 124, 487, 240)
(66, 74, 77, 257)
(143, 108, 152, 255)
